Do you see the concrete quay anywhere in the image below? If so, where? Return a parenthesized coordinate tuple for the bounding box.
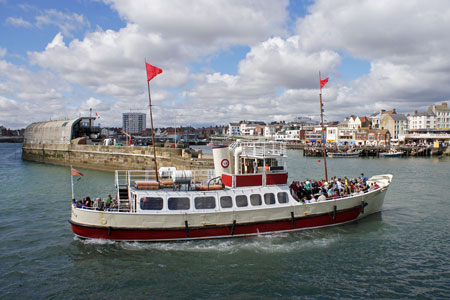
(22, 143, 214, 172)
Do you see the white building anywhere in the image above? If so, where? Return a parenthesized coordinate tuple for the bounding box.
(228, 123, 241, 136)
(428, 102, 450, 129)
(285, 126, 301, 141)
(326, 126, 338, 143)
(408, 111, 435, 130)
(122, 112, 146, 134)
(264, 124, 277, 138)
(240, 122, 256, 136)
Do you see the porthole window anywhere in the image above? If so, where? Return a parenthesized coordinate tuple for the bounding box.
(220, 196, 232, 208)
(236, 195, 248, 207)
(195, 196, 216, 209)
(250, 194, 262, 206)
(168, 197, 190, 210)
(277, 192, 289, 204)
(264, 193, 275, 205)
(140, 197, 163, 210)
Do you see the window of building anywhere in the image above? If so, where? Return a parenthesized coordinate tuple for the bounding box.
(236, 195, 248, 207)
(194, 196, 216, 209)
(264, 193, 275, 205)
(277, 192, 289, 204)
(220, 196, 232, 208)
(250, 194, 262, 206)
(168, 197, 190, 210)
(140, 197, 163, 210)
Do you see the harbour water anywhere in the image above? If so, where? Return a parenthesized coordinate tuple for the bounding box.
(1, 143, 449, 299)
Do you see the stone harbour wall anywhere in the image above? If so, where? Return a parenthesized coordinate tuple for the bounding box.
(22, 144, 214, 172)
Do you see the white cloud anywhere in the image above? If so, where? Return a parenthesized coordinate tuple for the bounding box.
(5, 17, 32, 27)
(0, 47, 6, 57)
(35, 9, 90, 37)
(107, 0, 289, 47)
(2, 0, 450, 129)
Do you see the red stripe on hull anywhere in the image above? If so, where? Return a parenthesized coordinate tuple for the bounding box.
(71, 207, 361, 241)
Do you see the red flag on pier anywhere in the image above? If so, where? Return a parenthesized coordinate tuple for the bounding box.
(71, 168, 84, 177)
(320, 77, 329, 90)
(146, 62, 163, 82)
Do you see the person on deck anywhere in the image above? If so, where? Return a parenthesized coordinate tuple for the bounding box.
(105, 194, 112, 209)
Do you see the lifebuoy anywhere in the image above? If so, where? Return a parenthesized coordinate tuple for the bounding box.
(221, 159, 229, 168)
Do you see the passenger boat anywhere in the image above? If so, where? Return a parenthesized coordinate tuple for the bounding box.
(69, 141, 393, 241)
(327, 150, 361, 158)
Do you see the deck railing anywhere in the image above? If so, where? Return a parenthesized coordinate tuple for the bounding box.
(229, 141, 287, 158)
(116, 169, 217, 188)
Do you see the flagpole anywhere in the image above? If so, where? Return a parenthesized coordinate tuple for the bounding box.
(70, 165, 74, 200)
(147, 80, 159, 182)
(319, 71, 328, 182)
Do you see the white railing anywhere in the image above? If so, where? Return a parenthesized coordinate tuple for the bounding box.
(230, 140, 287, 158)
(116, 169, 217, 188)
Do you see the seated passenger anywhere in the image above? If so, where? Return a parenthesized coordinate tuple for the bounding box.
(84, 196, 92, 208)
(317, 192, 327, 202)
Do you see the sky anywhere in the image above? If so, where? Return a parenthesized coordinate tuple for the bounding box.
(1, 0, 450, 129)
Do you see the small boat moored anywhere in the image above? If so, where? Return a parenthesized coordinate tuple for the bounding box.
(327, 150, 361, 158)
(379, 149, 405, 157)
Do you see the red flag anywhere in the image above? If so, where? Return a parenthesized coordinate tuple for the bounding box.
(320, 77, 329, 89)
(71, 168, 84, 176)
(146, 62, 163, 82)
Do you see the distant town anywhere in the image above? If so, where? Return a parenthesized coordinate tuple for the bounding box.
(2, 102, 449, 146)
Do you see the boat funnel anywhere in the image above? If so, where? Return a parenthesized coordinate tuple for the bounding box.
(212, 145, 231, 177)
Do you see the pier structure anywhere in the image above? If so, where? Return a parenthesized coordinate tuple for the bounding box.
(22, 117, 213, 172)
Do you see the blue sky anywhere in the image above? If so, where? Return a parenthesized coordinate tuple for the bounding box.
(1, 0, 449, 128)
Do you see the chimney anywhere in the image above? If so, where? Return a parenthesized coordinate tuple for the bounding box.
(381, 109, 385, 114)
(392, 108, 396, 114)
(414, 110, 418, 115)
(443, 102, 448, 107)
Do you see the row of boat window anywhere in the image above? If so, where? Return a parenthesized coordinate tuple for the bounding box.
(140, 192, 290, 210)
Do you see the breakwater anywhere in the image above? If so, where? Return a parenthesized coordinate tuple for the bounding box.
(22, 143, 214, 172)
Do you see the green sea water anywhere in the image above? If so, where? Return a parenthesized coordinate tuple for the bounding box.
(1, 143, 449, 299)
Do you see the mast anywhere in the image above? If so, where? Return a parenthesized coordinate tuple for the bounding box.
(147, 81, 159, 182)
(319, 71, 328, 182)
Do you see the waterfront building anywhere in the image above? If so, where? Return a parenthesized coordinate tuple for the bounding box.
(428, 102, 450, 129)
(284, 126, 301, 141)
(239, 121, 265, 136)
(369, 109, 397, 129)
(407, 110, 436, 130)
(381, 113, 408, 141)
(228, 123, 241, 136)
(355, 128, 390, 146)
(122, 112, 146, 134)
(264, 124, 277, 138)
(399, 128, 450, 145)
(326, 126, 338, 143)
(304, 126, 323, 144)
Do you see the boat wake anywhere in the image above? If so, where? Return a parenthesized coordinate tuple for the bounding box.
(80, 231, 343, 253)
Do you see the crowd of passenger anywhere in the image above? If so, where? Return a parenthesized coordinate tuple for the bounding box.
(72, 194, 117, 210)
(289, 173, 380, 204)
